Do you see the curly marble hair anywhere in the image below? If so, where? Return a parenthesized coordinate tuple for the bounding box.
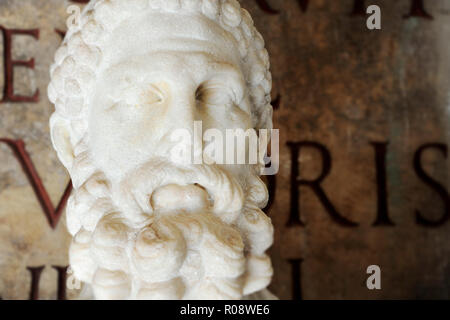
(49, 0, 273, 173)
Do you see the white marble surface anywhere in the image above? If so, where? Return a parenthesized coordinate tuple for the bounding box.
(49, 0, 274, 300)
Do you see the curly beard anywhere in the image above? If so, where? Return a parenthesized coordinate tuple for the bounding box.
(66, 157, 274, 300)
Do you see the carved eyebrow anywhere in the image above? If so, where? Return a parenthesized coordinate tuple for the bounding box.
(206, 63, 246, 102)
(208, 61, 242, 76)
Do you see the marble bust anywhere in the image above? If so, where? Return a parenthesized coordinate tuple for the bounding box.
(48, 0, 274, 300)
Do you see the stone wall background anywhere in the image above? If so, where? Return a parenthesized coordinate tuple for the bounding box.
(0, 0, 448, 300)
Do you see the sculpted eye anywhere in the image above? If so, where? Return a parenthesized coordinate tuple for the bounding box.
(108, 84, 164, 110)
(196, 84, 235, 107)
(143, 84, 164, 105)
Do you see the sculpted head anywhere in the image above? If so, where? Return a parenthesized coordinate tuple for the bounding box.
(49, 0, 274, 300)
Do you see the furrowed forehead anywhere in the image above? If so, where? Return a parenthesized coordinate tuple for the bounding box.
(100, 11, 241, 71)
(49, 0, 273, 135)
(103, 51, 243, 80)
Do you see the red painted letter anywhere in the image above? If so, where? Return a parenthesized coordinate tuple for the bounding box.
(0, 139, 72, 228)
(0, 27, 40, 103)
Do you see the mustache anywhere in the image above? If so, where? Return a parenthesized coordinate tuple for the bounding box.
(131, 212, 246, 284)
(113, 157, 246, 225)
(84, 208, 248, 299)
(67, 157, 273, 299)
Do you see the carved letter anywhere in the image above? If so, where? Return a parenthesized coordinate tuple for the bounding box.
(288, 259, 303, 300)
(271, 94, 281, 110)
(297, 0, 309, 12)
(371, 142, 394, 226)
(263, 170, 277, 216)
(27, 266, 45, 300)
(404, 0, 433, 19)
(351, 0, 366, 16)
(287, 141, 358, 227)
(0, 27, 39, 103)
(52, 266, 69, 300)
(414, 144, 449, 227)
(54, 29, 66, 39)
(0, 139, 72, 228)
(26, 266, 68, 300)
(255, 0, 309, 14)
(255, 0, 280, 15)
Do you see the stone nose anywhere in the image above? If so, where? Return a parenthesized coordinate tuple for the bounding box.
(164, 89, 203, 163)
(167, 89, 198, 131)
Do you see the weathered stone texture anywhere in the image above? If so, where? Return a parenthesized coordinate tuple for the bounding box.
(0, 0, 448, 299)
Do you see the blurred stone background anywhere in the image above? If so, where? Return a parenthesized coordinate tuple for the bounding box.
(0, 0, 448, 299)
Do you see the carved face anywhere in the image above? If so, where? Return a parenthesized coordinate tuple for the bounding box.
(51, 3, 274, 301)
(88, 12, 253, 183)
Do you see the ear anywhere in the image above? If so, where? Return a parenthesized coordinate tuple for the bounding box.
(50, 113, 74, 170)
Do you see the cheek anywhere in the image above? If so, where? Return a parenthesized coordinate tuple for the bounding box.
(92, 102, 168, 145)
(201, 105, 252, 131)
(88, 103, 170, 174)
